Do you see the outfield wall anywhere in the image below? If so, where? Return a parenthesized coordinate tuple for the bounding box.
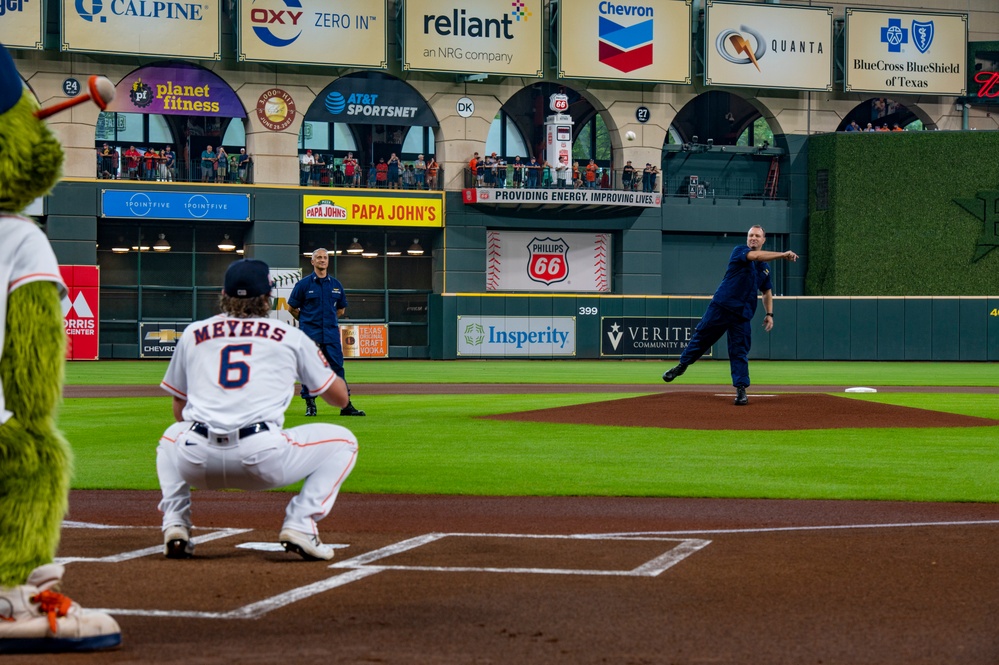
(431, 295, 999, 361)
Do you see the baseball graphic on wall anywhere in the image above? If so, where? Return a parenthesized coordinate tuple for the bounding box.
(625, 131, 636, 141)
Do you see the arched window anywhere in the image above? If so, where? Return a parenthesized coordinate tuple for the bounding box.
(486, 111, 528, 158)
(572, 115, 610, 163)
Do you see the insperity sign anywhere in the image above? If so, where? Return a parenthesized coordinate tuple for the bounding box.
(844, 8, 967, 95)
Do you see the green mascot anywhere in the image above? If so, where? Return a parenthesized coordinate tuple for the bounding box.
(0, 43, 121, 653)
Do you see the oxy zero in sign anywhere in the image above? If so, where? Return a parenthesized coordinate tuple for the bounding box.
(527, 237, 569, 285)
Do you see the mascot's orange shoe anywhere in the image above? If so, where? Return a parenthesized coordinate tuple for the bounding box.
(0, 564, 121, 654)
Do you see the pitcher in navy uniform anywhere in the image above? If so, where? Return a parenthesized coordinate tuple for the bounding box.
(288, 248, 366, 417)
(662, 225, 798, 405)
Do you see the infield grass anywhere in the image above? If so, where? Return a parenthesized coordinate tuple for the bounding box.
(60, 382, 999, 502)
(64, 359, 999, 387)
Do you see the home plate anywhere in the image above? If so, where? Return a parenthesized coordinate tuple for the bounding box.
(236, 542, 351, 552)
(845, 387, 878, 393)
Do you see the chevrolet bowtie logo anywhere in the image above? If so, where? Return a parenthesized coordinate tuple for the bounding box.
(144, 330, 182, 342)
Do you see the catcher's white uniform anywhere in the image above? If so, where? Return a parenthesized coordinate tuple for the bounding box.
(0, 215, 66, 425)
(157, 313, 358, 538)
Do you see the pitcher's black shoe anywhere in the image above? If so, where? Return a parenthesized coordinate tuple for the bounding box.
(340, 401, 366, 416)
(305, 397, 317, 417)
(734, 387, 748, 406)
(662, 364, 687, 383)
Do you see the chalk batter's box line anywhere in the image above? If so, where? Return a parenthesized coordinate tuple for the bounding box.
(62, 525, 708, 621)
(330, 532, 711, 578)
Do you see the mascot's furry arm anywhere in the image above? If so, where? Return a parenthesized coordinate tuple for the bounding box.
(0, 43, 121, 654)
(0, 282, 71, 587)
(0, 58, 69, 588)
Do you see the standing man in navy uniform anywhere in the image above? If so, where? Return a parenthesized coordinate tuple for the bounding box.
(662, 225, 798, 405)
(288, 248, 366, 417)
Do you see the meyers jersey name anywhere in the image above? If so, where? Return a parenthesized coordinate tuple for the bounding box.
(161, 315, 336, 432)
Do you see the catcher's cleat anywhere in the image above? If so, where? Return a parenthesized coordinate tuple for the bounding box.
(0, 564, 121, 654)
(340, 401, 365, 417)
(163, 525, 194, 559)
(279, 529, 335, 561)
(662, 364, 687, 383)
(734, 387, 748, 406)
(304, 397, 318, 417)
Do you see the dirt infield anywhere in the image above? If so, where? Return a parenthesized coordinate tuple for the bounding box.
(35, 384, 998, 663)
(28, 491, 999, 664)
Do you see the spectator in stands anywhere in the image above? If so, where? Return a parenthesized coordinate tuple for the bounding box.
(162, 145, 176, 182)
(143, 147, 158, 180)
(401, 163, 415, 189)
(892, 123, 904, 132)
(312, 152, 326, 186)
(496, 158, 507, 189)
(572, 161, 582, 189)
(300, 149, 315, 186)
(215, 145, 229, 183)
(413, 154, 426, 189)
(511, 156, 523, 188)
(344, 152, 358, 187)
(237, 148, 251, 183)
(376, 157, 388, 187)
(622, 160, 635, 190)
(585, 159, 598, 188)
(526, 156, 540, 188)
(99, 143, 114, 179)
(387, 152, 401, 189)
(426, 155, 439, 190)
(556, 157, 571, 188)
(201, 145, 217, 182)
(469, 152, 480, 187)
(845, 121, 862, 132)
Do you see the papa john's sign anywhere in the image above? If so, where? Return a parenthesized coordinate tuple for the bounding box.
(486, 230, 609, 292)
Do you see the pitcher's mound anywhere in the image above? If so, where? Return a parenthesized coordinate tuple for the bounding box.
(485, 392, 999, 430)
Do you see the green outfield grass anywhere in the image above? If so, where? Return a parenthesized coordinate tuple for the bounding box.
(59, 371, 999, 502)
(65, 359, 999, 387)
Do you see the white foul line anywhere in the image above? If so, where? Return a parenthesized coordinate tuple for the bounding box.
(589, 519, 999, 538)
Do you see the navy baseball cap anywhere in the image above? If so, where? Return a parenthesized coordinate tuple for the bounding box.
(224, 259, 271, 298)
(0, 43, 25, 115)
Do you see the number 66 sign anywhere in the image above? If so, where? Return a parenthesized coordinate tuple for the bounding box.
(486, 230, 610, 292)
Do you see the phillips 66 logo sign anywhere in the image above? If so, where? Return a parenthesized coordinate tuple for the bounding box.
(549, 93, 569, 112)
(527, 237, 569, 285)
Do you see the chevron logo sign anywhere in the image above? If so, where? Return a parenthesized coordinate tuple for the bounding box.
(598, 10, 654, 73)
